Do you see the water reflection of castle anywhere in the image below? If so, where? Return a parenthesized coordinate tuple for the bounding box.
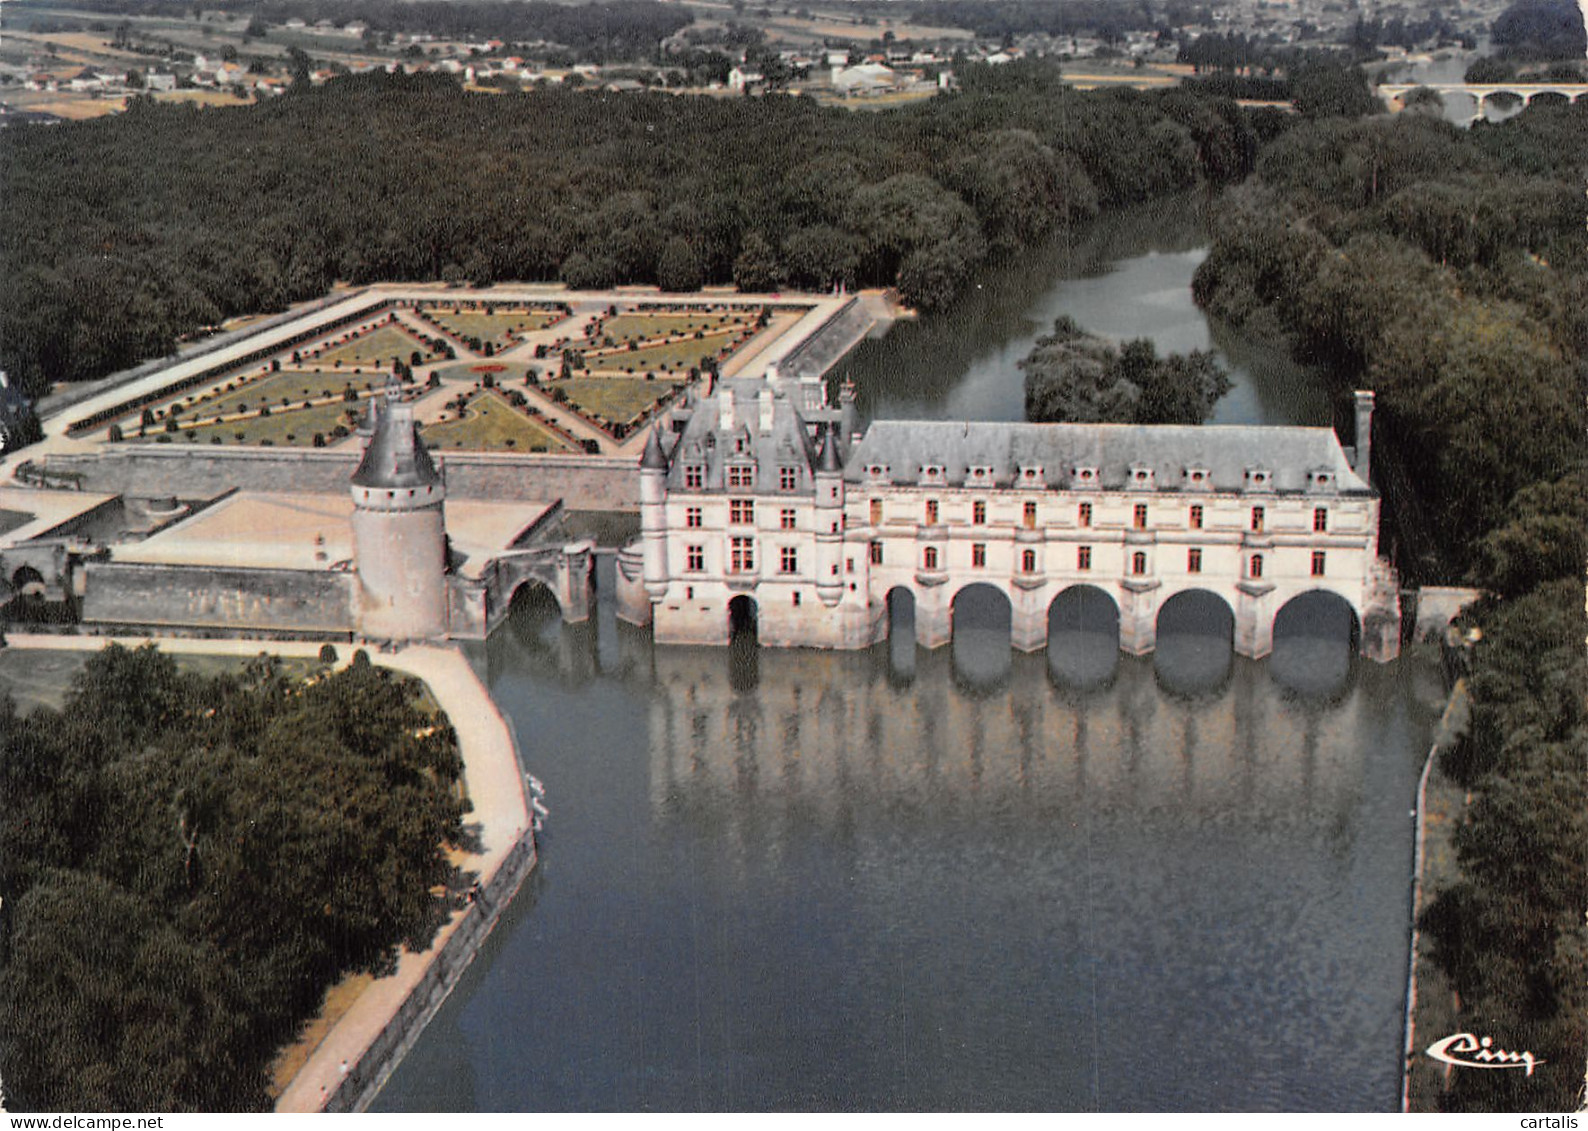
(642, 639, 1375, 831)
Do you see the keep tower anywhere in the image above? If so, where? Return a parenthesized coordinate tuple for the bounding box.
(351, 387, 448, 640)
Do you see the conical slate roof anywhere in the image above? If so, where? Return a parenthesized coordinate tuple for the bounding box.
(816, 424, 843, 473)
(641, 426, 670, 471)
(351, 392, 440, 489)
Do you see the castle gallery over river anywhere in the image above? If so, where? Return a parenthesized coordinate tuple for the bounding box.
(0, 285, 1401, 662)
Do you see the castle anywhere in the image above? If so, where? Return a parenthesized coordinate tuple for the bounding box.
(616, 372, 1401, 662)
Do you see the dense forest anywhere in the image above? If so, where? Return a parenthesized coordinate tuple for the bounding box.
(0, 62, 1255, 399)
(0, 646, 468, 1110)
(1192, 99, 1586, 1112)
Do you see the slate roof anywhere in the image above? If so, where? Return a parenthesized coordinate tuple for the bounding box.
(844, 421, 1370, 494)
(351, 394, 440, 489)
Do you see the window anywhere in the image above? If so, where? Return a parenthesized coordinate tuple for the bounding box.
(1250, 554, 1264, 580)
(973, 500, 986, 525)
(685, 506, 703, 529)
(1313, 507, 1328, 533)
(972, 543, 986, 568)
(870, 499, 883, 525)
(925, 499, 939, 525)
(728, 464, 755, 488)
(1077, 545, 1092, 571)
(1251, 506, 1265, 532)
(846, 557, 855, 574)
(1023, 501, 1037, 529)
(686, 545, 704, 572)
(780, 508, 797, 530)
(1188, 548, 1202, 574)
(1189, 504, 1203, 530)
(923, 546, 939, 570)
(1132, 551, 1147, 576)
(1133, 503, 1148, 529)
(730, 499, 754, 525)
(1078, 502, 1092, 527)
(793, 591, 802, 606)
(780, 546, 798, 574)
(1022, 549, 1036, 573)
(1311, 550, 1326, 577)
(730, 537, 755, 573)
(684, 464, 703, 489)
(870, 541, 882, 565)
(779, 466, 798, 491)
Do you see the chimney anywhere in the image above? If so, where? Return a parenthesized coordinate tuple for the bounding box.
(1353, 390, 1374, 483)
(758, 387, 775, 433)
(719, 387, 735, 432)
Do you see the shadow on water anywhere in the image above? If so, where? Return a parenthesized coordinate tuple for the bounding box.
(950, 584, 1011, 693)
(1047, 585, 1121, 691)
(885, 586, 916, 684)
(727, 594, 760, 693)
(1153, 591, 1235, 698)
(1270, 592, 1358, 701)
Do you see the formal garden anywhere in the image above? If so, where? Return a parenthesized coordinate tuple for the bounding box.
(420, 390, 579, 454)
(541, 375, 685, 439)
(413, 303, 570, 354)
(303, 322, 442, 371)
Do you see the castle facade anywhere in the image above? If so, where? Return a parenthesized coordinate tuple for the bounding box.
(617, 377, 1401, 661)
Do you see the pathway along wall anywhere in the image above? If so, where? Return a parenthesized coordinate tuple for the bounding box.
(32, 447, 640, 510)
(322, 828, 539, 1113)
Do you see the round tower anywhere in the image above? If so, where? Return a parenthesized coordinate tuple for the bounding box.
(351, 389, 447, 640)
(813, 425, 844, 607)
(640, 426, 671, 601)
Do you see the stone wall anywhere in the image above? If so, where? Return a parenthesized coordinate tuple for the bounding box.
(36, 447, 642, 510)
(325, 828, 538, 1113)
(82, 561, 355, 634)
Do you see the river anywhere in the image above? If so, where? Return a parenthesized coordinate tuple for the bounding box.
(373, 205, 1444, 1112)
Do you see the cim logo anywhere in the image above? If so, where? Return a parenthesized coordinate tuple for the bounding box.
(1426, 1032, 1544, 1077)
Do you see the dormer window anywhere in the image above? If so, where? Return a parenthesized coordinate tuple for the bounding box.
(1018, 464, 1044, 488)
(1184, 465, 1211, 491)
(1129, 464, 1155, 489)
(865, 463, 890, 483)
(1307, 469, 1334, 493)
(1244, 467, 1273, 492)
(920, 464, 946, 486)
(727, 463, 756, 489)
(967, 465, 994, 485)
(1071, 464, 1098, 487)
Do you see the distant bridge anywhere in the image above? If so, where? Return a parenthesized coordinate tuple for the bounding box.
(1378, 82, 1588, 119)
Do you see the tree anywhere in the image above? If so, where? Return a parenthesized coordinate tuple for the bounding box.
(656, 236, 703, 292)
(732, 231, 783, 293)
(1021, 317, 1231, 424)
(1290, 62, 1382, 118)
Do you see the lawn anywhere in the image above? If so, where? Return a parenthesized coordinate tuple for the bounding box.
(418, 307, 565, 348)
(178, 399, 364, 447)
(171, 370, 387, 423)
(594, 311, 759, 344)
(432, 361, 546, 386)
(0, 649, 91, 714)
(421, 392, 578, 453)
(311, 324, 437, 370)
(547, 377, 683, 427)
(583, 331, 740, 374)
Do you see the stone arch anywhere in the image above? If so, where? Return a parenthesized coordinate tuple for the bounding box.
(728, 593, 758, 641)
(505, 579, 565, 648)
(951, 582, 1012, 689)
(1272, 589, 1360, 698)
(1047, 584, 1120, 689)
(1047, 583, 1120, 637)
(508, 578, 566, 620)
(885, 585, 916, 641)
(10, 565, 45, 598)
(1153, 588, 1235, 697)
